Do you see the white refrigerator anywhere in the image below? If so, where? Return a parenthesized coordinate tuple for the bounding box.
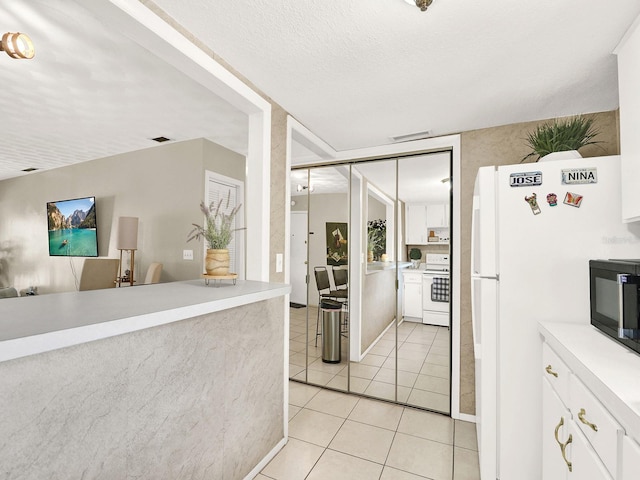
(471, 155, 640, 480)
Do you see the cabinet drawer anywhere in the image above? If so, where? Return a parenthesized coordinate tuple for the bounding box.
(542, 343, 571, 403)
(622, 436, 640, 480)
(569, 374, 623, 478)
(569, 421, 614, 480)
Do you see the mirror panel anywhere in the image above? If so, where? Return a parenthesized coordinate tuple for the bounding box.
(289, 152, 452, 414)
(398, 153, 451, 413)
(351, 159, 399, 401)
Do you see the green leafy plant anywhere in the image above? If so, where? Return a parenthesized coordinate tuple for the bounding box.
(521, 115, 602, 163)
(409, 248, 422, 260)
(367, 229, 383, 252)
(367, 219, 386, 260)
(187, 191, 244, 250)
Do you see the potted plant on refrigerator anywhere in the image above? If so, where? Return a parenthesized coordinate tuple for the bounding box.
(187, 191, 244, 276)
(521, 115, 602, 163)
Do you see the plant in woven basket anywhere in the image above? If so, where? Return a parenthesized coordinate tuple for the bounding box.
(521, 115, 602, 163)
(187, 191, 244, 250)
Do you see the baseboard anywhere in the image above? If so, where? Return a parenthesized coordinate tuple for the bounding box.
(457, 412, 476, 423)
(243, 436, 287, 480)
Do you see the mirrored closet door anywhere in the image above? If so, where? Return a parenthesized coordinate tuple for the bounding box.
(289, 152, 452, 414)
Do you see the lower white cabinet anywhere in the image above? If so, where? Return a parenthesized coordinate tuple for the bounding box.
(542, 378, 573, 478)
(402, 271, 422, 319)
(622, 436, 640, 480)
(542, 374, 614, 479)
(541, 335, 636, 480)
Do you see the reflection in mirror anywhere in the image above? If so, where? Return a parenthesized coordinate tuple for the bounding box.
(289, 151, 452, 415)
(351, 159, 399, 400)
(397, 153, 451, 413)
(289, 166, 350, 391)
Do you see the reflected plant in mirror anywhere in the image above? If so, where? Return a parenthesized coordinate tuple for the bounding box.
(367, 219, 386, 261)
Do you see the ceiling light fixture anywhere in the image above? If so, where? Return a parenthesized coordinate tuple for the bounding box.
(0, 32, 35, 59)
(404, 0, 433, 12)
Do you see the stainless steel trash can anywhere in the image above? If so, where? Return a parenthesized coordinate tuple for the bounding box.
(321, 299, 342, 363)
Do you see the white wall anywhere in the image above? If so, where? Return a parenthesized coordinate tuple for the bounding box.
(0, 138, 245, 293)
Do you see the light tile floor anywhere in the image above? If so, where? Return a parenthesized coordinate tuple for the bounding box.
(289, 306, 450, 413)
(257, 381, 480, 480)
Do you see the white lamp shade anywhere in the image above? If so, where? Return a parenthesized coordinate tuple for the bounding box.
(117, 216, 138, 250)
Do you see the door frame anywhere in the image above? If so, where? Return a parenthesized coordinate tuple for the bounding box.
(287, 116, 464, 420)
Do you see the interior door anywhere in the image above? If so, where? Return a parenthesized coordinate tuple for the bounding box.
(289, 211, 308, 306)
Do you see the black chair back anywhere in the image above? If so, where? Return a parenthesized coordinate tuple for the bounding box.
(314, 267, 331, 292)
(333, 267, 348, 289)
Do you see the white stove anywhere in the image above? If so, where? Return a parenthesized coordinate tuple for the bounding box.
(423, 253, 450, 274)
(422, 254, 450, 326)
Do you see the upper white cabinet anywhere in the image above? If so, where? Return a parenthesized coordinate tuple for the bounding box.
(406, 204, 428, 244)
(617, 15, 640, 222)
(426, 203, 450, 228)
(406, 203, 450, 245)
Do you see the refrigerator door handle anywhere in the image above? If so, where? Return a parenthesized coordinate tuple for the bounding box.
(475, 275, 499, 280)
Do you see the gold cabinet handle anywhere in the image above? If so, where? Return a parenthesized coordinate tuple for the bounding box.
(545, 365, 558, 377)
(554, 417, 564, 445)
(554, 417, 572, 472)
(560, 434, 573, 472)
(578, 408, 598, 432)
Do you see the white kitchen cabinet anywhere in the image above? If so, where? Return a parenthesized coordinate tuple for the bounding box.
(405, 203, 450, 244)
(405, 204, 428, 244)
(541, 352, 613, 480)
(616, 15, 640, 222)
(542, 378, 572, 478)
(622, 436, 640, 480)
(539, 325, 640, 480)
(402, 271, 422, 319)
(426, 203, 450, 228)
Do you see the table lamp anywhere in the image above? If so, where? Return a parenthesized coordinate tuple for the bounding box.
(117, 216, 138, 287)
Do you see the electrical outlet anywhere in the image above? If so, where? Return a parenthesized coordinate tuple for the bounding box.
(276, 253, 283, 273)
(183, 249, 194, 260)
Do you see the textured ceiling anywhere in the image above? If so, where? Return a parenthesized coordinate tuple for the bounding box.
(2, 0, 640, 182)
(0, 0, 248, 182)
(153, 0, 640, 151)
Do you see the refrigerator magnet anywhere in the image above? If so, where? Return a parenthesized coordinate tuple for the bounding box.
(546, 193, 558, 206)
(561, 168, 597, 185)
(510, 171, 542, 187)
(524, 193, 541, 215)
(563, 192, 584, 208)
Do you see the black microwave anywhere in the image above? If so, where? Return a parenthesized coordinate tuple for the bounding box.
(589, 259, 640, 355)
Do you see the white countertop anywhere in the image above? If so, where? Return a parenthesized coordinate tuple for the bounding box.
(367, 261, 411, 272)
(0, 280, 290, 362)
(539, 321, 640, 442)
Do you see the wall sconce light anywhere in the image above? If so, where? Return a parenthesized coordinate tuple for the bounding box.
(296, 184, 314, 192)
(116, 216, 139, 287)
(404, 0, 433, 12)
(0, 32, 35, 59)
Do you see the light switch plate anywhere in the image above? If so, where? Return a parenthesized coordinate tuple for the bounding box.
(276, 253, 283, 272)
(183, 249, 193, 260)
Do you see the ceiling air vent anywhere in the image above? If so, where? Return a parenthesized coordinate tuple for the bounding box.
(390, 130, 432, 143)
(151, 136, 171, 143)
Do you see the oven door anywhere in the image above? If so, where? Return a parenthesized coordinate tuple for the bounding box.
(422, 273, 450, 326)
(590, 266, 640, 341)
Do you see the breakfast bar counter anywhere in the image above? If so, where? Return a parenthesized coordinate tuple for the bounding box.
(0, 280, 290, 479)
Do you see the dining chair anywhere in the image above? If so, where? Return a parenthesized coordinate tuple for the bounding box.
(78, 258, 120, 291)
(314, 266, 348, 346)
